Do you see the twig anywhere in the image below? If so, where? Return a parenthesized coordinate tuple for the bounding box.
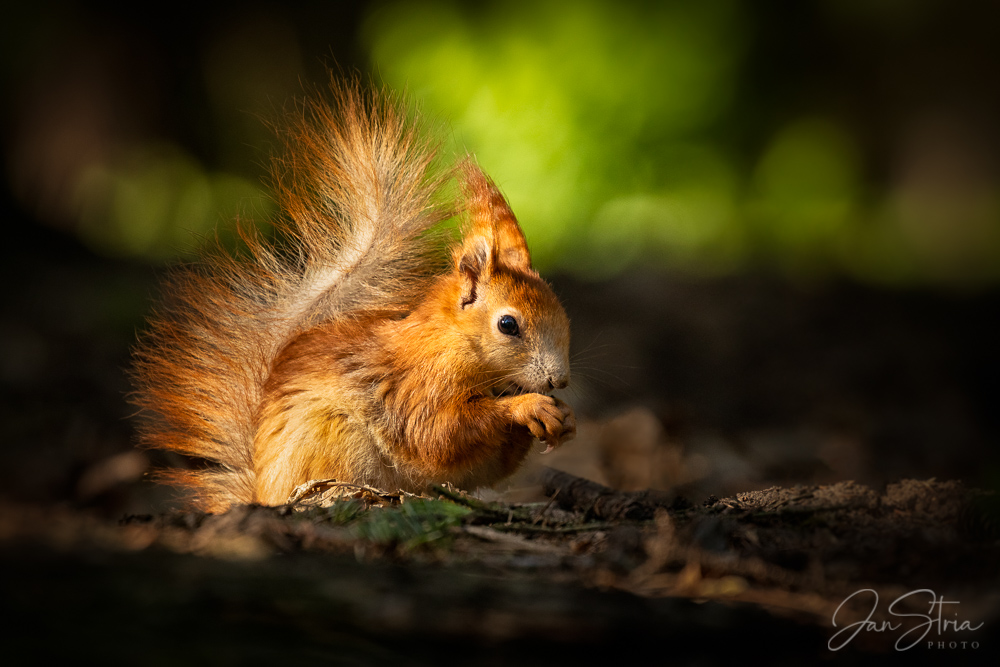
(488, 521, 616, 535)
(540, 467, 673, 521)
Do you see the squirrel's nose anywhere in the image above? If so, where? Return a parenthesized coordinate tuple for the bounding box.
(547, 375, 569, 390)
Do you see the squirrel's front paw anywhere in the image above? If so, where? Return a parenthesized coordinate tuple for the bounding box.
(508, 394, 576, 450)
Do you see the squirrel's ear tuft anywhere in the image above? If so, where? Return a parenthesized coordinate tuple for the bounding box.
(461, 162, 532, 273)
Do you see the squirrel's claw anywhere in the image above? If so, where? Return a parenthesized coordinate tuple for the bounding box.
(538, 397, 575, 453)
(507, 393, 576, 454)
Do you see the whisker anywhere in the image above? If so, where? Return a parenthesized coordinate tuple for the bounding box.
(569, 365, 631, 389)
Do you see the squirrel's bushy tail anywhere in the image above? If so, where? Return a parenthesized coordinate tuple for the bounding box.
(131, 78, 454, 511)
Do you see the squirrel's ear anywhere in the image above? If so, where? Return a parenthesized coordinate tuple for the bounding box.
(462, 162, 532, 272)
(455, 163, 532, 308)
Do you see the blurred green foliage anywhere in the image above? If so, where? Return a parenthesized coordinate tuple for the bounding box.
(75, 143, 274, 259)
(14, 0, 998, 286)
(362, 0, 1000, 285)
(365, 0, 746, 276)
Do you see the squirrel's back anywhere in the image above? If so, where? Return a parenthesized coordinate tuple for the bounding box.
(131, 79, 455, 511)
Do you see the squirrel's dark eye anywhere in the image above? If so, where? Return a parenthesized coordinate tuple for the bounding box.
(497, 314, 519, 336)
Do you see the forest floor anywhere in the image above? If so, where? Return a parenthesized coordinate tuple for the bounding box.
(2, 469, 997, 665)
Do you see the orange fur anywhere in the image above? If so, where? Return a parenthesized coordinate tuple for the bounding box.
(132, 77, 575, 511)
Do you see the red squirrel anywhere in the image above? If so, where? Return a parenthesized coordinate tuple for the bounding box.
(131, 78, 576, 512)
